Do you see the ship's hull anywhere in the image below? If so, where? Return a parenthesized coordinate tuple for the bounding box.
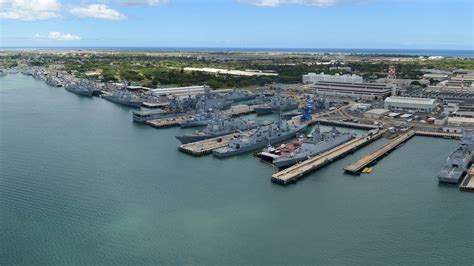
(103, 95, 142, 108)
(438, 149, 472, 183)
(133, 111, 191, 123)
(212, 125, 307, 158)
(176, 131, 231, 144)
(273, 135, 354, 168)
(65, 86, 93, 97)
(227, 95, 257, 102)
(438, 166, 466, 183)
(180, 119, 210, 128)
(255, 104, 299, 115)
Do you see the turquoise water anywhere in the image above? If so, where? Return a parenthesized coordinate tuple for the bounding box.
(0, 74, 472, 264)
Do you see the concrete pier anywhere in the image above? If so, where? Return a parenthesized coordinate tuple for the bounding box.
(271, 131, 384, 185)
(344, 130, 415, 174)
(460, 166, 474, 192)
(313, 118, 379, 130)
(414, 130, 462, 139)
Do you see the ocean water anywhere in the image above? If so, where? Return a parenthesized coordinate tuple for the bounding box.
(0, 74, 472, 264)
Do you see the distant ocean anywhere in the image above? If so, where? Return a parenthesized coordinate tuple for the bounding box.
(1, 47, 473, 58)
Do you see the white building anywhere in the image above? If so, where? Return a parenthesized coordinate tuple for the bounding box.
(302, 72, 363, 84)
(384, 96, 438, 113)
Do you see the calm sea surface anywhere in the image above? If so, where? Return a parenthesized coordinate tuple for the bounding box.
(0, 74, 472, 264)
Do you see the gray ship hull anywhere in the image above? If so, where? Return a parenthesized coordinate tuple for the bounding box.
(273, 135, 354, 168)
(227, 95, 257, 102)
(176, 131, 231, 144)
(212, 125, 307, 158)
(438, 166, 466, 183)
(103, 95, 142, 108)
(133, 110, 192, 123)
(65, 86, 93, 97)
(255, 104, 299, 115)
(180, 119, 210, 128)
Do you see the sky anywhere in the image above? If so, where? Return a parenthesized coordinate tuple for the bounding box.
(0, 0, 473, 49)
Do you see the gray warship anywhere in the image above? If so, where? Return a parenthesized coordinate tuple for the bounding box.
(180, 110, 217, 128)
(132, 109, 191, 123)
(438, 129, 474, 183)
(64, 79, 100, 97)
(224, 90, 257, 102)
(271, 126, 355, 168)
(248, 94, 271, 105)
(212, 119, 307, 158)
(254, 95, 299, 115)
(176, 116, 270, 144)
(102, 90, 143, 108)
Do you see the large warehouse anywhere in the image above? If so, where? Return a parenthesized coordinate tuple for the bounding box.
(302, 72, 363, 84)
(304, 81, 392, 100)
(384, 96, 438, 113)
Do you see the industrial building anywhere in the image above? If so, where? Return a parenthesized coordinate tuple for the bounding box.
(302, 72, 363, 84)
(304, 81, 392, 100)
(151, 85, 211, 97)
(384, 96, 438, 113)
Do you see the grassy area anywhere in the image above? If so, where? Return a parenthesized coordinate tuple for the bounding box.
(2, 52, 473, 89)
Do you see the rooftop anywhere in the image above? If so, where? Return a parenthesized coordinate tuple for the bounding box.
(385, 96, 437, 105)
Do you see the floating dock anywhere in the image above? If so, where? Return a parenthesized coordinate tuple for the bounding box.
(271, 131, 384, 185)
(344, 130, 415, 174)
(414, 130, 462, 139)
(459, 165, 474, 192)
(178, 131, 252, 156)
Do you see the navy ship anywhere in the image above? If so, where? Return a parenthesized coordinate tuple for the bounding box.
(180, 110, 217, 128)
(438, 129, 474, 183)
(212, 119, 307, 158)
(248, 94, 271, 105)
(132, 109, 191, 123)
(224, 90, 258, 102)
(64, 79, 100, 97)
(102, 90, 143, 108)
(254, 95, 299, 115)
(176, 117, 270, 144)
(272, 126, 355, 168)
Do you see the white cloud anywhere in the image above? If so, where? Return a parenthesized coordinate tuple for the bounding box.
(34, 32, 81, 41)
(118, 0, 169, 6)
(69, 4, 127, 20)
(240, 0, 351, 7)
(0, 0, 61, 21)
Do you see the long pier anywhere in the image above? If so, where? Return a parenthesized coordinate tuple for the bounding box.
(313, 118, 379, 130)
(271, 131, 384, 185)
(344, 130, 416, 174)
(460, 166, 474, 192)
(414, 130, 462, 139)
